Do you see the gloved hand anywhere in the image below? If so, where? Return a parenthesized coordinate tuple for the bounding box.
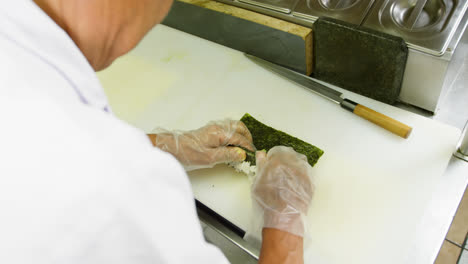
(153, 120, 256, 171)
(252, 146, 315, 237)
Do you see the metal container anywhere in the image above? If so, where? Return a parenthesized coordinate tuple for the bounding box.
(292, 0, 375, 24)
(397, 9, 468, 112)
(215, 0, 468, 112)
(239, 0, 299, 13)
(363, 0, 468, 56)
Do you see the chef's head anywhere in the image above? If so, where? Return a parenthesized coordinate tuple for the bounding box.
(34, 0, 173, 71)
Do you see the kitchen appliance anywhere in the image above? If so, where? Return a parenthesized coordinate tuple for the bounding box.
(363, 0, 468, 112)
(364, 0, 468, 56)
(293, 0, 375, 24)
(214, 0, 468, 113)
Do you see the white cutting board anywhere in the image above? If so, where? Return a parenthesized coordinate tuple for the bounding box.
(97, 25, 461, 264)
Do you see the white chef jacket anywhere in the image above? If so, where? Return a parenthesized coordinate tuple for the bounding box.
(0, 1, 229, 263)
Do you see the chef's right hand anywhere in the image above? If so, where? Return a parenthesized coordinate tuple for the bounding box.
(252, 146, 315, 237)
(150, 120, 255, 171)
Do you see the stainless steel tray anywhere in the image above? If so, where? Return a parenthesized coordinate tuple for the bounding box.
(363, 0, 468, 56)
(239, 0, 299, 13)
(292, 0, 376, 24)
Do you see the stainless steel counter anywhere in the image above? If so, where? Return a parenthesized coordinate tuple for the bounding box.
(198, 20, 468, 264)
(293, 0, 375, 24)
(364, 0, 468, 56)
(214, 0, 467, 113)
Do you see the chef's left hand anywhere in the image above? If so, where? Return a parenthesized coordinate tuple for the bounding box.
(149, 120, 256, 171)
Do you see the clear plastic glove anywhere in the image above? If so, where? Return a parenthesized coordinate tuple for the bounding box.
(153, 120, 256, 171)
(252, 146, 315, 237)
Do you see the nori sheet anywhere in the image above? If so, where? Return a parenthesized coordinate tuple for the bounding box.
(240, 113, 324, 167)
(241, 148, 257, 165)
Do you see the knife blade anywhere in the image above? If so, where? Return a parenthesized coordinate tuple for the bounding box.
(245, 53, 413, 139)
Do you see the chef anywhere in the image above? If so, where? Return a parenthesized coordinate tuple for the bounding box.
(0, 0, 315, 263)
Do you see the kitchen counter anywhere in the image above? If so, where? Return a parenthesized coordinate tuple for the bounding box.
(198, 22, 468, 264)
(96, 24, 468, 263)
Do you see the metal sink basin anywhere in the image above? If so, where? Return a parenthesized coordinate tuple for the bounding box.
(292, 0, 375, 24)
(320, 0, 361, 9)
(363, 0, 468, 56)
(391, 0, 446, 30)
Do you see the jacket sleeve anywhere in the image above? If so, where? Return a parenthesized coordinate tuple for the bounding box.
(69, 149, 232, 264)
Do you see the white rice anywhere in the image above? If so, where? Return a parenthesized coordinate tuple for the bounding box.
(229, 161, 257, 178)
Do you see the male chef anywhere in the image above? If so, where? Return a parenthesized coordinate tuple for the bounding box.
(0, 0, 315, 263)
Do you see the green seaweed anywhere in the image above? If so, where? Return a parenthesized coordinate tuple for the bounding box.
(240, 113, 324, 167)
(242, 148, 257, 164)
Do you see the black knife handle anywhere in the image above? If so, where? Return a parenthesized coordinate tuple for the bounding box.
(340, 99, 358, 112)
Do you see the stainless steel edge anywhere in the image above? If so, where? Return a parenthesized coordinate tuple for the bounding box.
(197, 205, 260, 260)
(444, 11, 468, 60)
(454, 121, 468, 162)
(215, 0, 314, 28)
(238, 0, 292, 13)
(292, 12, 319, 22)
(455, 151, 468, 162)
